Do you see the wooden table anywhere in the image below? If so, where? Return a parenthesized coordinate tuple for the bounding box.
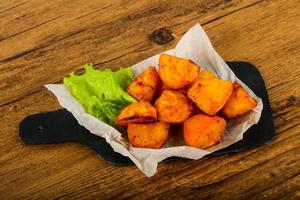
(1, 0, 299, 199)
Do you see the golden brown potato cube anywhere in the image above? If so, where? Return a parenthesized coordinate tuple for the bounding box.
(158, 54, 199, 89)
(187, 70, 233, 115)
(220, 83, 257, 118)
(127, 122, 170, 148)
(127, 67, 160, 102)
(116, 101, 157, 126)
(183, 114, 226, 149)
(154, 90, 194, 123)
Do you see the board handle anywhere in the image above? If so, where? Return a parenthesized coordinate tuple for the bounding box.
(19, 109, 134, 166)
(20, 109, 85, 144)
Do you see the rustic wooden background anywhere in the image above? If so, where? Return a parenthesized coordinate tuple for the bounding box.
(0, 0, 299, 199)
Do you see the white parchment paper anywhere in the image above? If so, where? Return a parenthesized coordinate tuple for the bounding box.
(46, 24, 263, 177)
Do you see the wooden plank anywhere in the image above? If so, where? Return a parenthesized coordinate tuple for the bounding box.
(149, 143, 300, 200)
(0, 0, 262, 105)
(249, 175, 300, 200)
(0, 0, 299, 199)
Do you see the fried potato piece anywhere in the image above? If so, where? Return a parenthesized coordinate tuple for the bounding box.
(127, 67, 160, 102)
(154, 90, 194, 123)
(116, 101, 157, 126)
(128, 122, 170, 148)
(187, 70, 233, 115)
(158, 54, 199, 89)
(183, 114, 226, 149)
(221, 83, 257, 118)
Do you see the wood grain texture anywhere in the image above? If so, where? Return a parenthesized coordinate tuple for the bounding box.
(0, 0, 299, 199)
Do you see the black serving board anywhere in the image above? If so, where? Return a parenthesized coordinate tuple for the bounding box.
(19, 62, 275, 166)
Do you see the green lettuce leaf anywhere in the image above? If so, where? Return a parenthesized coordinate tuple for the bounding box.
(64, 64, 136, 127)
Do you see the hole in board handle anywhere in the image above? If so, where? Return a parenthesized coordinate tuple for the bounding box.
(36, 126, 44, 133)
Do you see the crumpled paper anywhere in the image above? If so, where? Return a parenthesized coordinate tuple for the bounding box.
(46, 23, 263, 177)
